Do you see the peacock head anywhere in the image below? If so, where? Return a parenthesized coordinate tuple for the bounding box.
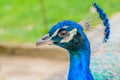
(36, 20, 90, 51)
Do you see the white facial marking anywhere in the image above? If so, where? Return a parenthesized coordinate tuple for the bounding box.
(63, 26, 69, 28)
(49, 26, 69, 40)
(60, 28, 77, 43)
(48, 28, 60, 40)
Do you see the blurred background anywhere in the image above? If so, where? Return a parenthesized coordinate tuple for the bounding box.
(0, 0, 120, 43)
(0, 0, 120, 80)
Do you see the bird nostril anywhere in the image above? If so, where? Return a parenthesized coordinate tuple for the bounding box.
(53, 42, 58, 44)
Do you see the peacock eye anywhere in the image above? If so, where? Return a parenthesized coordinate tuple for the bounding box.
(58, 30, 69, 38)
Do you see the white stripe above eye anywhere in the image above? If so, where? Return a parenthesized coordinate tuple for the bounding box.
(48, 28, 60, 40)
(50, 26, 69, 39)
(60, 28, 77, 43)
(63, 26, 69, 28)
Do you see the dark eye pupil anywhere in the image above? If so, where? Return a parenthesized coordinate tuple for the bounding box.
(58, 30, 69, 38)
(61, 31, 67, 35)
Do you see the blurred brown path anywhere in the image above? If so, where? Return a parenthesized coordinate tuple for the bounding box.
(0, 56, 68, 80)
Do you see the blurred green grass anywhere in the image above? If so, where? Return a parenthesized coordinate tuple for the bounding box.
(0, 0, 120, 43)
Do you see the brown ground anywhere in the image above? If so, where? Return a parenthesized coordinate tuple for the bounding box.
(0, 56, 68, 80)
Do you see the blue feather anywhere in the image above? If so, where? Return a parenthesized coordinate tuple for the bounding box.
(37, 2, 112, 80)
(49, 20, 83, 36)
(93, 3, 110, 43)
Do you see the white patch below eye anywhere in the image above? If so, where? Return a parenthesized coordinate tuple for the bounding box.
(60, 28, 77, 43)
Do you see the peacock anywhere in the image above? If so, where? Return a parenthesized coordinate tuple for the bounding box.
(36, 3, 120, 80)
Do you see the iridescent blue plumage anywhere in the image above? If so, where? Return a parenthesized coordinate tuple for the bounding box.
(36, 3, 111, 80)
(49, 20, 93, 80)
(93, 3, 110, 42)
(49, 20, 83, 36)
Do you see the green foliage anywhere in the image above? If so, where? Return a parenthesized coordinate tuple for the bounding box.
(0, 0, 120, 43)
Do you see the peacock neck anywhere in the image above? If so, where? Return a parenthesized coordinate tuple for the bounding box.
(68, 48, 94, 80)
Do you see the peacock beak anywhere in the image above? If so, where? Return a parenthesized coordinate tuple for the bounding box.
(36, 34, 54, 46)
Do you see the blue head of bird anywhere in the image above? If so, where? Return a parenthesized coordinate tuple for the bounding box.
(36, 20, 93, 80)
(36, 20, 90, 52)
